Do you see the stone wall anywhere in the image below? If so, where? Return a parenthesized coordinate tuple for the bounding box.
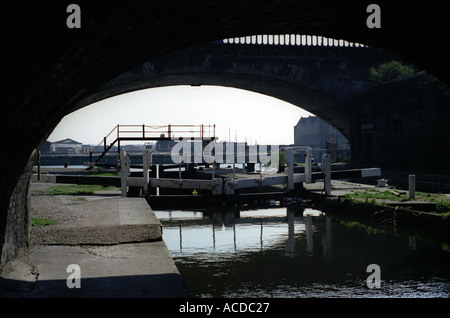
(0, 151, 35, 273)
(350, 72, 450, 172)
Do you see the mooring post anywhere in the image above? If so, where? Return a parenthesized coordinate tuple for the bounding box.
(156, 164, 160, 196)
(120, 149, 130, 198)
(143, 150, 152, 195)
(286, 147, 294, 191)
(409, 174, 416, 199)
(305, 146, 312, 183)
(322, 154, 331, 195)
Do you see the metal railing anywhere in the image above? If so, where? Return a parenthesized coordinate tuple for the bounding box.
(116, 124, 216, 140)
(90, 124, 216, 160)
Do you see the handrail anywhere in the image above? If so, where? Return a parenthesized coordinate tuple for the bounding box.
(90, 124, 216, 157)
(104, 124, 118, 139)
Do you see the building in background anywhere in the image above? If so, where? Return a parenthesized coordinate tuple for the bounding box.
(294, 116, 350, 163)
(49, 138, 83, 154)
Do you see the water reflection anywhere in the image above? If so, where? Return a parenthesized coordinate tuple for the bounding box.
(155, 207, 331, 257)
(154, 206, 450, 298)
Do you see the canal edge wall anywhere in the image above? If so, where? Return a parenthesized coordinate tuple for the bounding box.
(304, 189, 450, 235)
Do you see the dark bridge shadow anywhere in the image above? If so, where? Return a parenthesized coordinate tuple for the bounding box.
(0, 274, 191, 298)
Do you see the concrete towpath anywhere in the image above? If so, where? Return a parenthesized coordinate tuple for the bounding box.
(0, 184, 191, 298)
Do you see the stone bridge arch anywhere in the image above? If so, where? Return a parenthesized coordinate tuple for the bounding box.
(75, 42, 395, 139)
(1, 1, 448, 269)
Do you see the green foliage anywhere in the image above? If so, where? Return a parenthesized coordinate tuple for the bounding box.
(32, 218, 56, 226)
(442, 243, 450, 254)
(339, 189, 450, 217)
(415, 192, 448, 203)
(88, 167, 118, 177)
(341, 189, 406, 204)
(339, 220, 380, 235)
(436, 200, 450, 214)
(45, 184, 118, 195)
(279, 150, 285, 169)
(369, 61, 415, 84)
(89, 172, 118, 177)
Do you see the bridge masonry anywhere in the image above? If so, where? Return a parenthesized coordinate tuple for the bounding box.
(96, 42, 396, 139)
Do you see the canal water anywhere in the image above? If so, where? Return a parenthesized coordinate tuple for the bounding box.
(154, 205, 450, 298)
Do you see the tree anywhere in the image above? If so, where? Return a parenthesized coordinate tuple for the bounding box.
(369, 61, 415, 84)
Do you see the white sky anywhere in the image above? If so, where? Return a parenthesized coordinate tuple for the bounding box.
(48, 85, 313, 146)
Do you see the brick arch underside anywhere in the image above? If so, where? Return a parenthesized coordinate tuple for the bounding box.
(1, 0, 448, 267)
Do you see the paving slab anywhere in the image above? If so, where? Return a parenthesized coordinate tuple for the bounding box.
(32, 197, 162, 245)
(1, 189, 191, 298)
(1, 242, 190, 298)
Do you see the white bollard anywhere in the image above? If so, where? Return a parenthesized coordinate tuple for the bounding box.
(376, 179, 388, 187)
(409, 175, 416, 199)
(120, 149, 130, 198)
(322, 154, 331, 195)
(156, 164, 160, 196)
(143, 150, 152, 195)
(305, 146, 312, 184)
